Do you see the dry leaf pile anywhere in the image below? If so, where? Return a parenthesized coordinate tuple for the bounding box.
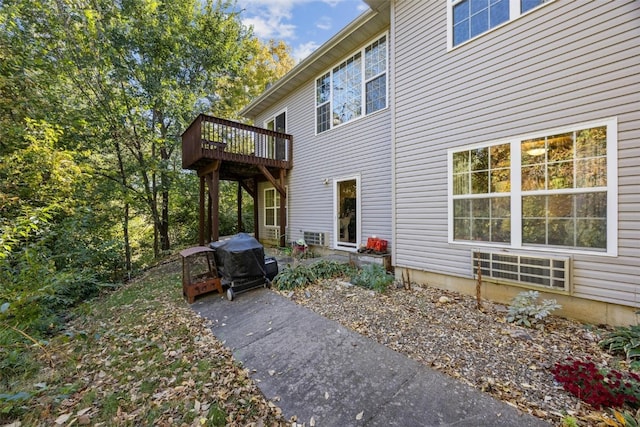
(280, 279, 617, 426)
(13, 260, 288, 427)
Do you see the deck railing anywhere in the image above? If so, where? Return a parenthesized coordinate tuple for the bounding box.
(182, 114, 293, 170)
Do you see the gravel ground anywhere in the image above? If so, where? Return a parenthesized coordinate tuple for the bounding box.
(277, 279, 618, 426)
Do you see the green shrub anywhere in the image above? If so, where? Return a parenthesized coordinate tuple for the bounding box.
(613, 409, 640, 426)
(0, 390, 32, 420)
(274, 260, 354, 291)
(309, 260, 354, 279)
(506, 291, 561, 329)
(273, 264, 316, 290)
(600, 325, 640, 370)
(561, 415, 578, 427)
(351, 263, 394, 293)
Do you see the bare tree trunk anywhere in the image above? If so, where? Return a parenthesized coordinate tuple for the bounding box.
(159, 143, 171, 251)
(115, 140, 132, 273)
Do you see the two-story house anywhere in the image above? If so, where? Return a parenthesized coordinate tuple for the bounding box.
(182, 0, 640, 325)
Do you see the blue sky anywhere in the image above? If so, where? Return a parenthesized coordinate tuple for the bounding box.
(235, 0, 368, 62)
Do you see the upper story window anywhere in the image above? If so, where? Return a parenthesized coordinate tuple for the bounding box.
(449, 0, 551, 48)
(448, 118, 618, 256)
(315, 34, 387, 134)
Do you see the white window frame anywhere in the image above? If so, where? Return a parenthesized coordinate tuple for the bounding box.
(315, 33, 388, 135)
(263, 109, 287, 131)
(263, 186, 288, 228)
(447, 117, 618, 257)
(446, 0, 555, 51)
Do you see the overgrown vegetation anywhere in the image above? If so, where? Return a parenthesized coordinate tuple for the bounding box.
(505, 290, 561, 329)
(611, 409, 640, 427)
(600, 325, 640, 371)
(274, 260, 354, 290)
(0, 260, 285, 425)
(0, 0, 294, 389)
(274, 261, 394, 294)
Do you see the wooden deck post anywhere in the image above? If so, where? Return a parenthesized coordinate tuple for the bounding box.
(237, 181, 243, 233)
(199, 175, 205, 246)
(206, 167, 220, 242)
(207, 189, 212, 243)
(253, 176, 259, 241)
(279, 168, 286, 247)
(199, 160, 220, 244)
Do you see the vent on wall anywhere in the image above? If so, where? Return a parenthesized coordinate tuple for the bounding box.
(303, 231, 326, 246)
(472, 250, 571, 292)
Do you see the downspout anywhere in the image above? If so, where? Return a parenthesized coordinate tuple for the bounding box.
(390, 0, 398, 268)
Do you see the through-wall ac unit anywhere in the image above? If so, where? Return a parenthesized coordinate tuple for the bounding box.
(472, 250, 571, 292)
(265, 228, 280, 241)
(303, 231, 326, 246)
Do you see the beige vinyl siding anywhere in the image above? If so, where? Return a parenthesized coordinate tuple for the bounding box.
(255, 79, 393, 249)
(393, 0, 640, 307)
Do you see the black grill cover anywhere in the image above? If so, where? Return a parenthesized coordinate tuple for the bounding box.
(210, 233, 266, 280)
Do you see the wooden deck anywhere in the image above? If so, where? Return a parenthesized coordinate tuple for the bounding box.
(182, 114, 293, 178)
(181, 114, 291, 245)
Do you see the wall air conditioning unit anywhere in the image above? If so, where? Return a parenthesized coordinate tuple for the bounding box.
(472, 250, 571, 292)
(303, 231, 326, 246)
(266, 228, 280, 241)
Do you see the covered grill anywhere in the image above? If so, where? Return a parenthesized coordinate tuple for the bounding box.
(210, 233, 278, 300)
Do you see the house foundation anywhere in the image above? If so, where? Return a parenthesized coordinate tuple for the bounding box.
(395, 267, 638, 327)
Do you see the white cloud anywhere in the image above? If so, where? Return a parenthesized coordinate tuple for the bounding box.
(315, 16, 332, 31)
(243, 15, 296, 40)
(235, 0, 365, 61)
(237, 0, 298, 40)
(292, 41, 320, 62)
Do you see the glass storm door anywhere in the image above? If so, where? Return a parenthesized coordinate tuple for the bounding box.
(336, 178, 358, 248)
(274, 112, 286, 160)
(265, 111, 286, 160)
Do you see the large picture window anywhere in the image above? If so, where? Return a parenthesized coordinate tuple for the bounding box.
(449, 119, 617, 255)
(452, 143, 511, 243)
(449, 0, 552, 48)
(315, 34, 387, 134)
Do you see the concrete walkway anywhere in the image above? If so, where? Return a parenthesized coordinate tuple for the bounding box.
(193, 288, 549, 426)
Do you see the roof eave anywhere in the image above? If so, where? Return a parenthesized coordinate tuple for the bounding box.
(240, 7, 383, 120)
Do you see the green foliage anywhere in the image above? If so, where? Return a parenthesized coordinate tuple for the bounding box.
(216, 181, 255, 237)
(561, 415, 579, 427)
(0, 0, 294, 399)
(350, 263, 394, 293)
(274, 260, 354, 291)
(311, 260, 354, 279)
(0, 391, 32, 419)
(505, 291, 561, 329)
(207, 404, 227, 426)
(0, 348, 38, 388)
(600, 325, 640, 369)
(274, 264, 315, 290)
(613, 408, 640, 426)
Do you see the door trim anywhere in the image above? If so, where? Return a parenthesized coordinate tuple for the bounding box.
(333, 174, 361, 250)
